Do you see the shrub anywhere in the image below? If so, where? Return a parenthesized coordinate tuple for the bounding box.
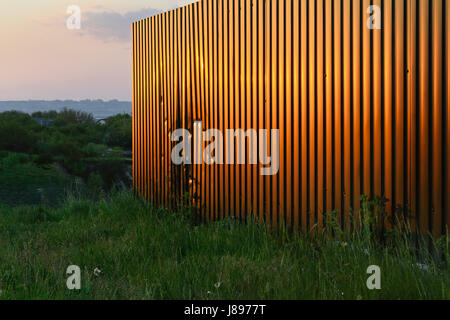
(87, 172, 104, 195)
(0, 109, 131, 191)
(82, 143, 109, 157)
(0, 152, 30, 168)
(0, 121, 37, 153)
(54, 108, 94, 126)
(104, 114, 132, 149)
(31, 110, 58, 119)
(95, 158, 127, 189)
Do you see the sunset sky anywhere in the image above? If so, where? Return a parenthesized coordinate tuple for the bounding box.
(0, 0, 194, 101)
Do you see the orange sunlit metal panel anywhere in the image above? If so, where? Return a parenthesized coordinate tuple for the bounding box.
(133, 0, 450, 235)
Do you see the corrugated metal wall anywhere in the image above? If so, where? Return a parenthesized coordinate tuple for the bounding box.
(132, 0, 450, 235)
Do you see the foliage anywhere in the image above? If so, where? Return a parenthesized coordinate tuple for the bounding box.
(0, 110, 132, 191)
(0, 153, 74, 206)
(103, 114, 132, 149)
(0, 112, 40, 153)
(31, 110, 58, 119)
(0, 190, 447, 300)
(53, 108, 95, 126)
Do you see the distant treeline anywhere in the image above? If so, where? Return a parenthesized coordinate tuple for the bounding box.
(0, 100, 131, 119)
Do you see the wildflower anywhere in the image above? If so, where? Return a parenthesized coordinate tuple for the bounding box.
(341, 242, 348, 247)
(357, 295, 363, 300)
(94, 268, 102, 277)
(207, 291, 212, 295)
(215, 282, 221, 289)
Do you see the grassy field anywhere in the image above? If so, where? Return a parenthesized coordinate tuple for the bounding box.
(0, 191, 448, 300)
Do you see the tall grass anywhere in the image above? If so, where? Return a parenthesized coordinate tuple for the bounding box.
(0, 190, 448, 300)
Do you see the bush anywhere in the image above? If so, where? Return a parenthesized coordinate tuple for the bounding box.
(0, 111, 40, 127)
(31, 110, 58, 119)
(54, 108, 94, 126)
(95, 158, 127, 189)
(87, 172, 104, 195)
(0, 121, 38, 153)
(0, 152, 30, 168)
(0, 112, 42, 153)
(82, 143, 109, 157)
(104, 114, 132, 149)
(0, 109, 131, 191)
(47, 133, 82, 163)
(34, 140, 53, 165)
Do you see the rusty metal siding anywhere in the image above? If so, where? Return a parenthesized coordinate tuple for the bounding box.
(132, 0, 450, 234)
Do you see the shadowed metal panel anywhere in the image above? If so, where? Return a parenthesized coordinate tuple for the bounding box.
(132, 0, 449, 235)
(447, 0, 450, 233)
(351, 0, 362, 223)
